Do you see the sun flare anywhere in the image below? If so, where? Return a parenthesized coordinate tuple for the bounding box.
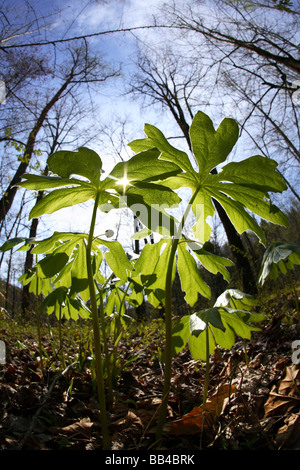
(117, 174, 131, 192)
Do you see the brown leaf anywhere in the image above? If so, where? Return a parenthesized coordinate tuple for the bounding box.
(109, 410, 143, 432)
(61, 417, 93, 438)
(170, 383, 236, 436)
(264, 365, 300, 418)
(275, 412, 300, 449)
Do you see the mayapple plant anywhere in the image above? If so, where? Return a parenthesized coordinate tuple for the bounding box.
(1, 142, 185, 449)
(259, 241, 300, 326)
(128, 111, 288, 439)
(0, 110, 288, 449)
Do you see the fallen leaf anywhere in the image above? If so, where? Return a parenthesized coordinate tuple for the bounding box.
(170, 383, 236, 436)
(61, 417, 93, 438)
(109, 410, 143, 432)
(275, 412, 300, 449)
(264, 365, 300, 418)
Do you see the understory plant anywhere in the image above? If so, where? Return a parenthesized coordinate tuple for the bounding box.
(259, 241, 300, 326)
(0, 110, 288, 448)
(128, 111, 288, 440)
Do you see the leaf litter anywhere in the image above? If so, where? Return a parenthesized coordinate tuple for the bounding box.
(0, 308, 299, 451)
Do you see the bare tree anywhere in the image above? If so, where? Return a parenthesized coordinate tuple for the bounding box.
(163, 0, 300, 196)
(130, 49, 259, 294)
(0, 42, 118, 224)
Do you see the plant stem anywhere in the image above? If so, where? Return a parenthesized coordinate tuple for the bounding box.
(98, 287, 113, 406)
(283, 261, 300, 329)
(155, 188, 200, 442)
(202, 326, 210, 412)
(58, 304, 66, 369)
(200, 325, 210, 449)
(35, 262, 43, 373)
(86, 192, 110, 450)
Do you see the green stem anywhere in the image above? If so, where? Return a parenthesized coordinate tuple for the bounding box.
(35, 262, 43, 373)
(283, 261, 300, 328)
(231, 298, 249, 366)
(111, 284, 130, 383)
(58, 304, 66, 369)
(86, 192, 110, 450)
(200, 325, 210, 449)
(202, 326, 210, 412)
(155, 188, 200, 442)
(98, 287, 113, 406)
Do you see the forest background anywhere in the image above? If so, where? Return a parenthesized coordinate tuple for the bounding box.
(0, 0, 300, 315)
(1, 0, 300, 452)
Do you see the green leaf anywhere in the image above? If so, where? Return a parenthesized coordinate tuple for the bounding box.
(189, 242, 234, 282)
(170, 315, 191, 356)
(133, 238, 175, 306)
(213, 182, 288, 227)
(0, 237, 33, 252)
(217, 155, 287, 193)
(189, 111, 239, 175)
(29, 187, 96, 219)
(171, 306, 265, 361)
(39, 286, 68, 309)
(109, 148, 181, 183)
(129, 124, 194, 174)
(18, 174, 88, 190)
(194, 308, 226, 334)
(258, 241, 300, 285)
(38, 252, 69, 278)
(214, 289, 258, 310)
(151, 113, 288, 243)
(177, 242, 211, 305)
(47, 147, 103, 186)
(96, 238, 133, 282)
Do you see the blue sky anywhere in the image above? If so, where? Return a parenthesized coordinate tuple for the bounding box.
(2, 0, 298, 267)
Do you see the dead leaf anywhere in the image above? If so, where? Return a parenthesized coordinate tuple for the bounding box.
(170, 383, 236, 436)
(264, 365, 300, 418)
(109, 410, 143, 432)
(275, 412, 300, 449)
(61, 417, 93, 438)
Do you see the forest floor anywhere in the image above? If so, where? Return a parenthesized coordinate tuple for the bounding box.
(0, 290, 300, 452)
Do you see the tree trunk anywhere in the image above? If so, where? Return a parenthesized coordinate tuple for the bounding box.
(21, 166, 48, 314)
(0, 77, 71, 223)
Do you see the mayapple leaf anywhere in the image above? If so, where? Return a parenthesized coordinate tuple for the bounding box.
(189, 111, 239, 175)
(123, 191, 178, 237)
(188, 242, 234, 282)
(216, 308, 264, 341)
(28, 187, 96, 219)
(133, 238, 175, 306)
(213, 182, 288, 227)
(171, 306, 265, 361)
(47, 147, 103, 186)
(211, 190, 266, 243)
(135, 112, 288, 244)
(38, 252, 69, 278)
(217, 155, 287, 193)
(39, 286, 68, 309)
(258, 241, 300, 285)
(109, 148, 181, 183)
(129, 124, 194, 174)
(0, 236, 33, 252)
(18, 174, 88, 190)
(214, 289, 258, 310)
(95, 238, 133, 282)
(193, 308, 226, 333)
(177, 243, 211, 305)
